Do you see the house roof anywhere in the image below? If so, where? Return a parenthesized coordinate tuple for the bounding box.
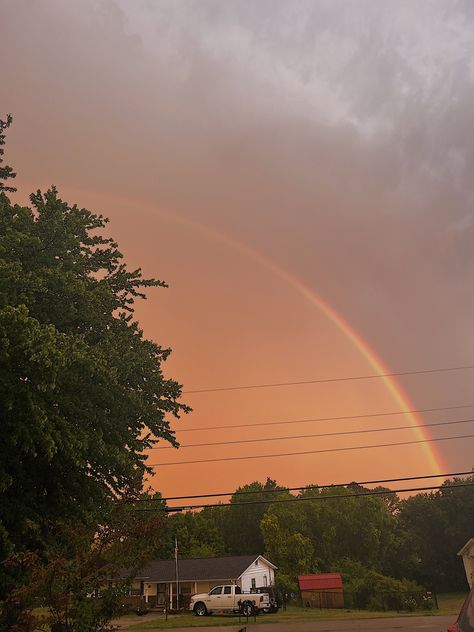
(458, 538, 474, 557)
(298, 573, 343, 591)
(136, 555, 276, 583)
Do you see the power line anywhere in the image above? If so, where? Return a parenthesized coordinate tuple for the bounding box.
(154, 416, 474, 450)
(184, 364, 474, 394)
(149, 432, 474, 467)
(134, 470, 474, 502)
(134, 482, 474, 513)
(175, 403, 474, 434)
(165, 483, 474, 513)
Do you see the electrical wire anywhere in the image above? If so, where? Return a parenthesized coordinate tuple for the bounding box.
(184, 364, 474, 394)
(153, 416, 474, 450)
(174, 403, 474, 433)
(148, 432, 474, 467)
(132, 470, 473, 502)
(133, 482, 474, 513)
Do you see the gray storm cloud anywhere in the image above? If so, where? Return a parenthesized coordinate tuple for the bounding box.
(3, 0, 474, 424)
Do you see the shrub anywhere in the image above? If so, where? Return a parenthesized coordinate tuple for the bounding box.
(343, 567, 425, 611)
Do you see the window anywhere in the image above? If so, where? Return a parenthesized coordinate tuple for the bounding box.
(251, 578, 256, 589)
(224, 586, 231, 594)
(235, 586, 241, 594)
(263, 575, 268, 587)
(209, 587, 222, 596)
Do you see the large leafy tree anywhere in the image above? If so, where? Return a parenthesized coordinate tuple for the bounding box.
(0, 115, 16, 193)
(260, 502, 315, 591)
(221, 478, 285, 555)
(390, 475, 474, 591)
(0, 117, 189, 598)
(167, 508, 226, 559)
(298, 485, 397, 572)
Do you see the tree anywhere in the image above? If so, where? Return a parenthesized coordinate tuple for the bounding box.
(0, 115, 16, 192)
(296, 486, 396, 572)
(166, 508, 226, 559)
(221, 478, 285, 555)
(260, 508, 315, 591)
(390, 475, 474, 591)
(3, 495, 167, 631)
(0, 117, 189, 604)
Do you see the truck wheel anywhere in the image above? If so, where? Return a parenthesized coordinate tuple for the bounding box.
(242, 601, 254, 617)
(193, 602, 207, 616)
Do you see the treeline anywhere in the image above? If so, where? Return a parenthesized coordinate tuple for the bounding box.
(157, 476, 474, 593)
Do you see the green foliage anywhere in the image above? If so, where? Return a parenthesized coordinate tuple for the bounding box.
(2, 498, 166, 631)
(390, 475, 474, 591)
(166, 509, 226, 559)
(0, 122, 189, 624)
(221, 479, 285, 555)
(274, 572, 299, 595)
(344, 568, 424, 611)
(0, 186, 188, 562)
(261, 507, 315, 580)
(298, 485, 397, 572)
(0, 115, 16, 192)
(162, 475, 472, 597)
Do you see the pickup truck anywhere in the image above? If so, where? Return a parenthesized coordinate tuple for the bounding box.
(189, 584, 271, 616)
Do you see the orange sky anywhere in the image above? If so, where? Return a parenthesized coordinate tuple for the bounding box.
(3, 0, 474, 499)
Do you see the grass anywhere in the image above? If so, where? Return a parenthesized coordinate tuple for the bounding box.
(120, 597, 468, 630)
(437, 592, 468, 615)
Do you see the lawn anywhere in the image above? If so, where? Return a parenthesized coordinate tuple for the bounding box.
(437, 592, 468, 615)
(120, 596, 467, 630)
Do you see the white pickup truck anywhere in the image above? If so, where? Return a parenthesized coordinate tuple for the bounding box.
(189, 584, 271, 616)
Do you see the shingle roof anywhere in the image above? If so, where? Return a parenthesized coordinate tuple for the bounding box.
(298, 573, 343, 591)
(136, 555, 264, 582)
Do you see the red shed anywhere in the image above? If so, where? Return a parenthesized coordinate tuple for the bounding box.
(298, 573, 344, 609)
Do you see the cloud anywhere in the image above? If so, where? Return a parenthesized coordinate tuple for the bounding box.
(3, 0, 474, 395)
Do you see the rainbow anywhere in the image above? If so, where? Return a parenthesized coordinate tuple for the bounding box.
(151, 207, 443, 475)
(53, 185, 445, 475)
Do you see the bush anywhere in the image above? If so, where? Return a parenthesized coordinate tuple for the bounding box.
(343, 568, 425, 611)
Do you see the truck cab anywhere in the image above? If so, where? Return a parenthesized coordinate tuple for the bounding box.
(189, 584, 270, 616)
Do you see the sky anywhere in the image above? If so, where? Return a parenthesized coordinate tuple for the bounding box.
(2, 0, 474, 500)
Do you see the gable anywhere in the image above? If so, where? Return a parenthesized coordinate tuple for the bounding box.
(458, 538, 474, 557)
(238, 555, 278, 578)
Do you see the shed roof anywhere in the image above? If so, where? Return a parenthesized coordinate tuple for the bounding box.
(137, 555, 275, 583)
(298, 573, 343, 591)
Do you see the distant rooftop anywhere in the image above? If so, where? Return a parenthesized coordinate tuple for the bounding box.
(136, 554, 275, 582)
(298, 573, 343, 591)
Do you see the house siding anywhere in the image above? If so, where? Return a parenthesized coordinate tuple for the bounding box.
(458, 539, 474, 588)
(131, 555, 277, 608)
(462, 548, 474, 588)
(240, 559, 275, 591)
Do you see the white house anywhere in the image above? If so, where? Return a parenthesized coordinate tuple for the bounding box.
(458, 538, 474, 588)
(131, 554, 277, 608)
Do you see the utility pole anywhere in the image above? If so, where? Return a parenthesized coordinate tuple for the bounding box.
(175, 536, 179, 610)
